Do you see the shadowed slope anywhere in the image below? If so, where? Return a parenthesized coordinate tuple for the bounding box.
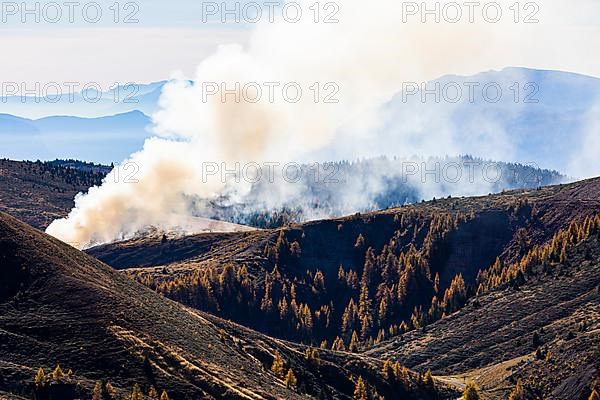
(0, 211, 447, 399)
(88, 178, 600, 348)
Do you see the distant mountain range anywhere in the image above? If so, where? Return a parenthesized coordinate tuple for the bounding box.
(1, 81, 165, 119)
(0, 111, 151, 164)
(377, 67, 600, 178)
(1, 68, 599, 174)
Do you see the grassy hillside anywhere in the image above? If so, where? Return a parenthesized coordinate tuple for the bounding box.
(0, 211, 448, 400)
(368, 232, 600, 399)
(88, 178, 600, 354)
(0, 159, 106, 229)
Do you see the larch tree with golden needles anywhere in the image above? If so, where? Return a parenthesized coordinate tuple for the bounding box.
(349, 331, 360, 352)
(284, 368, 298, 389)
(51, 364, 64, 382)
(353, 376, 367, 400)
(105, 383, 117, 399)
(131, 383, 143, 400)
(34, 368, 45, 386)
(462, 381, 480, 400)
(91, 382, 103, 400)
(271, 352, 286, 377)
(355, 234, 365, 249)
(508, 379, 525, 400)
(382, 360, 394, 381)
(589, 388, 600, 400)
(423, 369, 435, 389)
(148, 386, 159, 399)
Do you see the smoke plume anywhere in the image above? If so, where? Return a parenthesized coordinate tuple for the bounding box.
(47, 0, 587, 248)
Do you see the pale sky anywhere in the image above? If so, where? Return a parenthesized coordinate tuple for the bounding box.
(1, 0, 600, 90)
(0, 0, 254, 89)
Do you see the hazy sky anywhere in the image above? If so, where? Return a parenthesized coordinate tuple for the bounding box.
(2, 0, 600, 90)
(1, 0, 253, 89)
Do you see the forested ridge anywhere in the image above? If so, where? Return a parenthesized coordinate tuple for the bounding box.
(108, 178, 600, 353)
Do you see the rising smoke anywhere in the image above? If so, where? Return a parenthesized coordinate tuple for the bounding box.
(46, 0, 586, 248)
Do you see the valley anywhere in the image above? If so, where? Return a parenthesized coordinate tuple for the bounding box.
(0, 162, 598, 399)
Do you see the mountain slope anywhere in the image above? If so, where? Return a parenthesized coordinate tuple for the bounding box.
(367, 231, 600, 400)
(0, 159, 107, 229)
(0, 211, 445, 400)
(88, 178, 600, 351)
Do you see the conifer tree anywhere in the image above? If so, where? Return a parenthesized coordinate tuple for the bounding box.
(349, 331, 360, 352)
(382, 360, 394, 381)
(332, 336, 346, 351)
(148, 386, 159, 399)
(52, 364, 64, 382)
(160, 390, 170, 400)
(271, 352, 286, 377)
(354, 376, 367, 400)
(508, 379, 524, 400)
(34, 368, 46, 386)
(284, 369, 298, 389)
(589, 388, 600, 400)
(131, 383, 143, 400)
(310, 348, 321, 366)
(290, 241, 301, 257)
(423, 369, 434, 389)
(462, 381, 480, 400)
(92, 382, 103, 400)
(106, 383, 117, 399)
(355, 234, 365, 249)
(560, 242, 567, 263)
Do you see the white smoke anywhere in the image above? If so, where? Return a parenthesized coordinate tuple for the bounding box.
(569, 106, 600, 179)
(47, 0, 593, 248)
